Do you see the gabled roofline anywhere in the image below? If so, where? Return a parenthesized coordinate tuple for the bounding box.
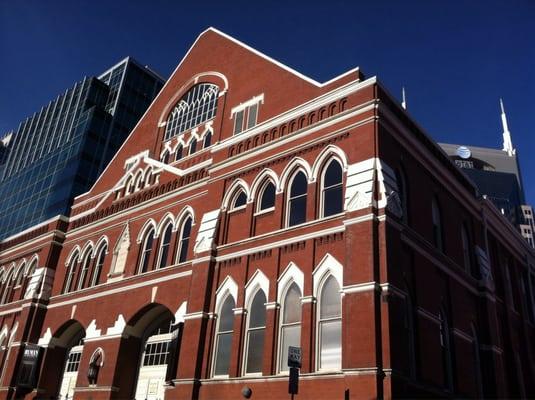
(76, 27, 361, 204)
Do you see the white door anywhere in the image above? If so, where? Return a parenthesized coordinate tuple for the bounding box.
(58, 345, 83, 400)
(134, 333, 171, 400)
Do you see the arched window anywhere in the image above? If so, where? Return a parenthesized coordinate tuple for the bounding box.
(20, 259, 37, 299)
(161, 150, 170, 164)
(138, 229, 155, 274)
(77, 249, 93, 290)
(230, 189, 247, 211)
(257, 180, 276, 212)
(189, 138, 197, 155)
(244, 290, 267, 374)
(213, 295, 235, 376)
(321, 160, 343, 217)
(439, 308, 453, 391)
(1, 270, 14, 304)
(91, 244, 107, 287)
(157, 223, 173, 269)
(461, 224, 471, 273)
(203, 131, 212, 148)
(396, 168, 408, 223)
(164, 83, 219, 140)
(317, 276, 342, 370)
(432, 197, 443, 251)
(175, 145, 183, 162)
(287, 171, 308, 227)
(279, 282, 302, 372)
(64, 253, 79, 294)
(176, 216, 192, 264)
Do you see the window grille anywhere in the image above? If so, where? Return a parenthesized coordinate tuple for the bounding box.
(165, 84, 219, 140)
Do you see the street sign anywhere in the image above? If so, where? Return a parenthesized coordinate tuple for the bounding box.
(287, 346, 302, 368)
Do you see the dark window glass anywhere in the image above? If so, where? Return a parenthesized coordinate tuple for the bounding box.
(322, 161, 343, 217)
(157, 224, 173, 269)
(232, 190, 247, 210)
(203, 132, 212, 148)
(64, 255, 79, 293)
(139, 229, 154, 273)
(91, 244, 106, 286)
(288, 172, 307, 226)
(189, 138, 197, 155)
(175, 146, 183, 161)
(178, 217, 192, 263)
(161, 151, 170, 164)
(259, 181, 276, 211)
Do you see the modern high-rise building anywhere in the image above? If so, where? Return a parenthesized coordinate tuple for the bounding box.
(0, 58, 164, 241)
(440, 100, 534, 248)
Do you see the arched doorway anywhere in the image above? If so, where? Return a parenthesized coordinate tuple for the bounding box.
(115, 304, 180, 400)
(39, 320, 85, 400)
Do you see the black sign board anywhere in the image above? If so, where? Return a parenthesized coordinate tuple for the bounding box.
(287, 346, 302, 368)
(16, 344, 42, 389)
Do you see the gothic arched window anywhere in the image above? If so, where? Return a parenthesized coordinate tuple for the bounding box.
(244, 290, 267, 374)
(91, 243, 107, 287)
(165, 83, 219, 140)
(317, 275, 342, 370)
(176, 216, 193, 264)
(321, 160, 343, 217)
(64, 253, 80, 294)
(138, 228, 155, 274)
(279, 282, 302, 372)
(257, 180, 276, 212)
(157, 223, 173, 269)
(287, 171, 308, 227)
(213, 295, 235, 376)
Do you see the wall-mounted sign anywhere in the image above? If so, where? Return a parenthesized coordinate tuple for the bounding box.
(16, 343, 42, 389)
(456, 146, 472, 159)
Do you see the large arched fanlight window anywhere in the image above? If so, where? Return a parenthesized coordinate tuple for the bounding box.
(213, 295, 235, 376)
(279, 282, 302, 372)
(165, 83, 219, 140)
(321, 160, 343, 217)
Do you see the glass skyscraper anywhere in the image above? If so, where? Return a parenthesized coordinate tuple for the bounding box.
(0, 58, 164, 240)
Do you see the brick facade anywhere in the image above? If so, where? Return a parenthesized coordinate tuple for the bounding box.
(0, 28, 534, 399)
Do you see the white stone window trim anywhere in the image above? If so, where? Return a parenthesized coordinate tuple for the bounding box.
(230, 94, 265, 117)
(254, 178, 277, 215)
(222, 179, 251, 212)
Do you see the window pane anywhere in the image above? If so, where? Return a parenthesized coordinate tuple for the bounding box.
(246, 329, 265, 374)
(175, 146, 183, 161)
(214, 332, 232, 375)
(324, 186, 343, 216)
(234, 110, 244, 135)
(204, 132, 212, 148)
(247, 103, 258, 129)
(158, 224, 173, 268)
(219, 296, 235, 331)
(320, 320, 341, 369)
(189, 139, 197, 155)
(290, 172, 307, 197)
(249, 291, 266, 328)
(260, 182, 275, 210)
(233, 191, 247, 209)
(324, 161, 342, 187)
(320, 276, 341, 319)
(289, 196, 306, 226)
(283, 284, 302, 324)
(280, 325, 301, 372)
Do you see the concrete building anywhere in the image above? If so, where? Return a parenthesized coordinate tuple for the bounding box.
(0, 28, 534, 399)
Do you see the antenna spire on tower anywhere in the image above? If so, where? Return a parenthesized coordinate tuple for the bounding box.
(500, 98, 515, 156)
(401, 86, 407, 110)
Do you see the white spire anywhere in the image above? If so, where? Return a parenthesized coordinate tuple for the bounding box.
(401, 86, 407, 110)
(500, 98, 515, 156)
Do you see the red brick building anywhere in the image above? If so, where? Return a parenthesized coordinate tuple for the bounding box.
(0, 28, 534, 399)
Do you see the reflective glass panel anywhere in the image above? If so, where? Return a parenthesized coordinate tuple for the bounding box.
(319, 320, 341, 369)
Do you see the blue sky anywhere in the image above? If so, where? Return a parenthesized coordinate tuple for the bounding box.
(1, 0, 534, 203)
